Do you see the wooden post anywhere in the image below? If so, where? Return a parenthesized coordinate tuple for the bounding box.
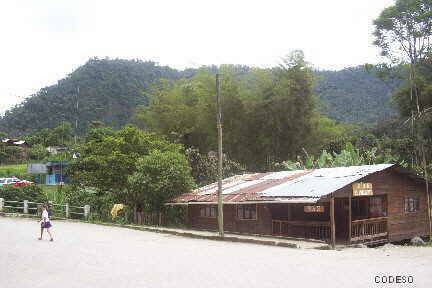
(216, 73, 224, 238)
(185, 205, 189, 227)
(84, 205, 90, 219)
(348, 193, 352, 245)
(65, 203, 70, 218)
(427, 186, 432, 241)
(330, 194, 336, 249)
(23, 200, 28, 214)
(287, 204, 290, 235)
(0, 198, 3, 212)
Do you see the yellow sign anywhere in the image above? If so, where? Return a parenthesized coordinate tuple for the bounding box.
(352, 182, 373, 196)
(304, 205, 325, 213)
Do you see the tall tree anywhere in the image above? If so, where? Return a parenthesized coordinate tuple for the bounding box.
(246, 51, 316, 169)
(138, 55, 320, 171)
(374, 0, 432, 239)
(374, 0, 432, 155)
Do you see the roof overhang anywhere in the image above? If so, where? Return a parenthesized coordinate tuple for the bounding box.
(165, 197, 320, 206)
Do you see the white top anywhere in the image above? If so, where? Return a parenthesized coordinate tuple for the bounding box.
(42, 210, 50, 222)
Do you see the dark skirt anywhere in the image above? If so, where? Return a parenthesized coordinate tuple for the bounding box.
(41, 221, 52, 229)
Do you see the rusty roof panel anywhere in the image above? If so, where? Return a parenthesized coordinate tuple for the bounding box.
(170, 164, 395, 204)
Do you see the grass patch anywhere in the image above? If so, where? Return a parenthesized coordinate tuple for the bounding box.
(0, 164, 28, 178)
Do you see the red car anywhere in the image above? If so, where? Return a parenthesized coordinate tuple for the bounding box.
(13, 179, 33, 188)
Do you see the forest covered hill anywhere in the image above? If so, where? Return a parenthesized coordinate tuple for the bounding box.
(0, 58, 193, 135)
(0, 58, 401, 136)
(315, 67, 401, 124)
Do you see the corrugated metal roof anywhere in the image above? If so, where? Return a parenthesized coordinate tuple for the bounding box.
(261, 164, 394, 198)
(2, 139, 27, 145)
(170, 164, 395, 204)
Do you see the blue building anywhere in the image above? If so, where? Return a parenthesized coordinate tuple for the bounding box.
(45, 161, 68, 185)
(28, 162, 68, 185)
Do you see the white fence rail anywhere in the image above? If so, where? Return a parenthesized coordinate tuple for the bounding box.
(0, 198, 90, 219)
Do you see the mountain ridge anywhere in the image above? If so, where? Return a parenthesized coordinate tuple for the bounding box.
(0, 58, 401, 136)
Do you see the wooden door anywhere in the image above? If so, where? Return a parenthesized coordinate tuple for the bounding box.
(335, 198, 349, 240)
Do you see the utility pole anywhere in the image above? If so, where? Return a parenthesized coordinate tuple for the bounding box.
(216, 73, 224, 237)
(74, 86, 79, 145)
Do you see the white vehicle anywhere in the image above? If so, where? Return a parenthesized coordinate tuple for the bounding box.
(0, 177, 20, 186)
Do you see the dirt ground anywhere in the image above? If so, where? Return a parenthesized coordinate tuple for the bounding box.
(1, 217, 431, 288)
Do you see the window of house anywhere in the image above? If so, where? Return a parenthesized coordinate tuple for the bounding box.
(404, 197, 420, 213)
(369, 196, 386, 218)
(237, 204, 257, 220)
(200, 206, 216, 218)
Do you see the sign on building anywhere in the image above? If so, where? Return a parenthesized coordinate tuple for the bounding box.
(352, 182, 373, 196)
(304, 205, 325, 213)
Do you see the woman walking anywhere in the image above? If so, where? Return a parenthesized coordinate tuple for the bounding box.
(38, 204, 54, 241)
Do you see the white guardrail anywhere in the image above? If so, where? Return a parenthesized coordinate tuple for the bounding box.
(0, 198, 90, 219)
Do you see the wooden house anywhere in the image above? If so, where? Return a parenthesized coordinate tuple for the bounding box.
(167, 164, 431, 245)
(1, 138, 28, 160)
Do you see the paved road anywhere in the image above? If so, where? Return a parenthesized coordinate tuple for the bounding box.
(1, 217, 431, 288)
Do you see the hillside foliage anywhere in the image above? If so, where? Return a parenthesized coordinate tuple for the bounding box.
(0, 58, 186, 135)
(0, 59, 400, 137)
(315, 66, 401, 124)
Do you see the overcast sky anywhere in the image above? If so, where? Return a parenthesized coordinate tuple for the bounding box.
(0, 0, 394, 115)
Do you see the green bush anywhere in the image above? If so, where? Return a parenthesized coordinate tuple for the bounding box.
(0, 185, 47, 203)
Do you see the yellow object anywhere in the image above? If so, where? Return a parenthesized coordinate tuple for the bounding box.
(111, 204, 125, 220)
